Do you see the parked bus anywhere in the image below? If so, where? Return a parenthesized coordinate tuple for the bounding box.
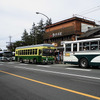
(15, 44, 55, 64)
(62, 38, 100, 68)
(0, 51, 12, 61)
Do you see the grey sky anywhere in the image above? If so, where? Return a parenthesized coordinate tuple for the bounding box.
(0, 0, 100, 49)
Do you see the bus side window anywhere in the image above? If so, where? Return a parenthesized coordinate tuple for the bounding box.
(73, 43, 77, 51)
(91, 41, 98, 50)
(21, 50, 22, 55)
(79, 43, 83, 51)
(33, 49, 34, 55)
(83, 42, 89, 51)
(23, 50, 25, 55)
(35, 49, 37, 55)
(22, 50, 23, 55)
(66, 44, 71, 52)
(20, 50, 21, 55)
(18, 51, 19, 55)
(39, 49, 42, 55)
(24, 50, 25, 55)
(30, 49, 32, 55)
(26, 50, 27, 55)
(28, 50, 30, 55)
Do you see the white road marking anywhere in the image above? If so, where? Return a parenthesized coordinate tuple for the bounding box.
(14, 66, 100, 80)
(19, 64, 28, 65)
(36, 65, 51, 67)
(0, 62, 4, 63)
(66, 68, 91, 71)
(8, 62, 15, 64)
(0, 62, 4, 65)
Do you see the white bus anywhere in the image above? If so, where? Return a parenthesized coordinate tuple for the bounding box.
(0, 51, 12, 61)
(62, 38, 100, 68)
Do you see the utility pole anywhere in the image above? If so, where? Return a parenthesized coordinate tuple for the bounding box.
(6, 36, 12, 51)
(9, 36, 12, 45)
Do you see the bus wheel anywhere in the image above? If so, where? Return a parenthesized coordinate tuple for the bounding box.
(29, 60, 32, 64)
(33, 58, 37, 64)
(19, 58, 23, 63)
(79, 58, 89, 68)
(51, 62, 53, 64)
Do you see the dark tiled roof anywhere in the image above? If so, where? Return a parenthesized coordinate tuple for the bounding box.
(80, 26, 100, 38)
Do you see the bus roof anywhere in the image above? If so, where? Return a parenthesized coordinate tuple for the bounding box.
(0, 51, 11, 53)
(61, 38, 100, 45)
(16, 44, 54, 49)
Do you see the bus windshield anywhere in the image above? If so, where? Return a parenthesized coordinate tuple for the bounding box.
(3, 52, 12, 57)
(43, 49, 54, 56)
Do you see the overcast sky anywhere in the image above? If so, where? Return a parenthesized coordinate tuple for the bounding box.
(0, 0, 100, 50)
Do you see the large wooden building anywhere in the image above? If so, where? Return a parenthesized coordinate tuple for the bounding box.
(44, 17, 97, 47)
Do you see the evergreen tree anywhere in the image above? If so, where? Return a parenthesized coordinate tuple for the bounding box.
(6, 41, 24, 52)
(29, 31, 34, 45)
(8, 18, 53, 51)
(45, 18, 52, 26)
(30, 23, 38, 44)
(37, 19, 45, 44)
(21, 29, 30, 45)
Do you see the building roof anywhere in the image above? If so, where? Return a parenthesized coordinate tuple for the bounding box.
(46, 17, 96, 29)
(80, 26, 100, 38)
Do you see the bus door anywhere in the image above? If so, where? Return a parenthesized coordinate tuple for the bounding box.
(64, 43, 73, 62)
(64, 43, 78, 63)
(72, 43, 78, 62)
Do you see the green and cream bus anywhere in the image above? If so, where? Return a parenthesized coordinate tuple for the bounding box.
(62, 38, 100, 68)
(15, 44, 55, 64)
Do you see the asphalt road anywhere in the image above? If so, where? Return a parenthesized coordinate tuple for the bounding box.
(0, 61, 100, 100)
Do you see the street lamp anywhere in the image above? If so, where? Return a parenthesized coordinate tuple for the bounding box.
(36, 12, 51, 43)
(36, 12, 50, 23)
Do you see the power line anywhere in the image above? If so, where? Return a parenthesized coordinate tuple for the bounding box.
(81, 7, 100, 15)
(74, 5, 100, 24)
(78, 5, 100, 15)
(73, 14, 100, 25)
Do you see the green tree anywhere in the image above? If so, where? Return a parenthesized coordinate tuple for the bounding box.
(21, 29, 30, 45)
(7, 18, 52, 52)
(37, 19, 45, 44)
(28, 32, 34, 45)
(6, 41, 24, 52)
(30, 23, 38, 44)
(45, 18, 52, 26)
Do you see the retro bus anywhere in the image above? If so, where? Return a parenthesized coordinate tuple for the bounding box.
(62, 38, 100, 68)
(15, 44, 55, 64)
(0, 51, 12, 61)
